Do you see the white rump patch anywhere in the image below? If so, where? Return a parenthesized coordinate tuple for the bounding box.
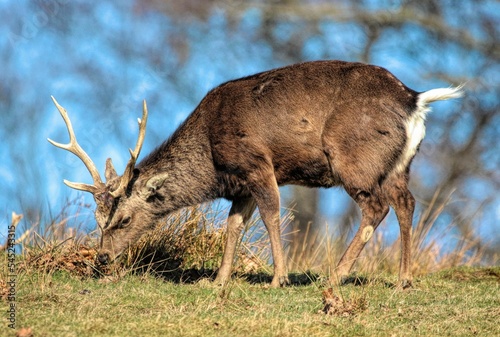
(394, 86, 464, 174)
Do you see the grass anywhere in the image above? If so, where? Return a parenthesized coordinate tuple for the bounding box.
(1, 265, 499, 337)
(1, 195, 498, 336)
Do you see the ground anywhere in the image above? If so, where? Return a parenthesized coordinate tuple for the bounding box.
(2, 266, 498, 337)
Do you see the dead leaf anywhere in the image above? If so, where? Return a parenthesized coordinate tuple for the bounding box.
(321, 288, 367, 316)
(16, 327, 33, 337)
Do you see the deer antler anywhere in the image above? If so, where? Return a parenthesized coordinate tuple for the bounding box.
(48, 96, 105, 194)
(109, 100, 148, 198)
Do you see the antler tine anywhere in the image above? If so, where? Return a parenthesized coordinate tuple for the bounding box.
(48, 96, 105, 194)
(110, 100, 148, 198)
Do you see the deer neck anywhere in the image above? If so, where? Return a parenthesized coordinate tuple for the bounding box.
(136, 114, 218, 214)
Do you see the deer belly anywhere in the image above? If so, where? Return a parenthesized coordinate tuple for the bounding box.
(274, 152, 339, 188)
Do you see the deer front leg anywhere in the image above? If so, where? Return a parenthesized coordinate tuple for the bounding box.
(215, 197, 256, 285)
(334, 189, 389, 284)
(250, 175, 289, 288)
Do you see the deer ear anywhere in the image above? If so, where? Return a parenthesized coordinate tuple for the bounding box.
(105, 158, 118, 182)
(141, 174, 168, 199)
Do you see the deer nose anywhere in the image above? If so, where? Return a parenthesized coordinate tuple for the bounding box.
(97, 252, 110, 265)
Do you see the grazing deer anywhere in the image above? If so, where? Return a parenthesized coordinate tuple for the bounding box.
(49, 60, 462, 288)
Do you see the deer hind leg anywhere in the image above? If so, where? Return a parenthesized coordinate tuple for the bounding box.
(383, 173, 415, 288)
(215, 197, 257, 285)
(334, 188, 389, 284)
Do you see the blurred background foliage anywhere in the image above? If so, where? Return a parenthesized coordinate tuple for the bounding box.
(0, 0, 498, 263)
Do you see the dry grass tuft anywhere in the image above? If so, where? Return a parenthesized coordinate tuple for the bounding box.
(16, 199, 101, 277)
(21, 244, 98, 277)
(9, 198, 104, 278)
(321, 287, 368, 316)
(121, 205, 226, 279)
(0, 212, 24, 251)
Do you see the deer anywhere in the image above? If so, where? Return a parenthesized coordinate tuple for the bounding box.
(49, 60, 463, 288)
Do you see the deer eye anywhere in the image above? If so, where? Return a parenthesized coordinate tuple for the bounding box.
(117, 216, 131, 229)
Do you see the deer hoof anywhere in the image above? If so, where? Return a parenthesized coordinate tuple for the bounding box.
(339, 275, 350, 285)
(279, 275, 290, 287)
(270, 275, 290, 288)
(213, 275, 230, 287)
(398, 279, 413, 289)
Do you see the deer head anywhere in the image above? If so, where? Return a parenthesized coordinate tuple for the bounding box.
(48, 97, 161, 264)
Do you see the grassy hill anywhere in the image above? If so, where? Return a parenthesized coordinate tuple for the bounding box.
(2, 262, 499, 337)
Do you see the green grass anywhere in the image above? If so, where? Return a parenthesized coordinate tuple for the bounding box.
(2, 266, 499, 337)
